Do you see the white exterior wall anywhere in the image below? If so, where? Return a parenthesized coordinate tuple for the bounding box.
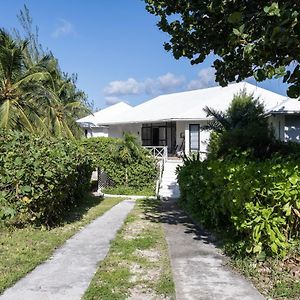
(85, 127, 109, 138)
(108, 124, 142, 142)
(176, 121, 186, 152)
(268, 115, 285, 141)
(83, 124, 141, 141)
(177, 121, 211, 155)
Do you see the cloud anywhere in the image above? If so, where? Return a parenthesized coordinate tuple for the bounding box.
(145, 73, 185, 95)
(187, 68, 216, 90)
(102, 69, 217, 103)
(158, 72, 185, 90)
(52, 19, 75, 38)
(104, 96, 124, 106)
(103, 73, 185, 98)
(103, 78, 141, 97)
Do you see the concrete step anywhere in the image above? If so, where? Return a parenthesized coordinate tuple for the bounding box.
(159, 161, 182, 199)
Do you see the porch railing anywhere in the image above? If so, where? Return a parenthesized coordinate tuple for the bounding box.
(144, 146, 168, 162)
(144, 146, 168, 197)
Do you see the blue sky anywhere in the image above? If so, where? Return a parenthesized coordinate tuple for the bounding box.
(1, 0, 288, 110)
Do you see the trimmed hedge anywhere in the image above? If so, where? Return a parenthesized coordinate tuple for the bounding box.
(178, 153, 300, 258)
(80, 137, 157, 190)
(0, 130, 93, 226)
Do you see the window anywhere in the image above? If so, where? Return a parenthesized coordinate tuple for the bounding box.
(189, 124, 200, 151)
(142, 126, 152, 146)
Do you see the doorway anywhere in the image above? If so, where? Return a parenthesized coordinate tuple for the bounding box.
(152, 127, 159, 146)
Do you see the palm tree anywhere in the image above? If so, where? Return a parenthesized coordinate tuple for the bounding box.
(0, 29, 48, 132)
(40, 56, 90, 138)
(203, 89, 273, 157)
(202, 89, 266, 133)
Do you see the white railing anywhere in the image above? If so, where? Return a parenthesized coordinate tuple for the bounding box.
(144, 146, 168, 197)
(144, 146, 168, 162)
(155, 159, 164, 196)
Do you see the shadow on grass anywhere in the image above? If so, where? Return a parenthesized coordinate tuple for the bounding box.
(139, 198, 220, 247)
(58, 193, 103, 226)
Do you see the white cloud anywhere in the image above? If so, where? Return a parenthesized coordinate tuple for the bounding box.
(187, 68, 216, 90)
(103, 73, 185, 98)
(104, 96, 124, 106)
(52, 19, 75, 38)
(157, 72, 185, 90)
(103, 78, 141, 96)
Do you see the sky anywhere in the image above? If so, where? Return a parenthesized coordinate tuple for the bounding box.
(0, 0, 289, 110)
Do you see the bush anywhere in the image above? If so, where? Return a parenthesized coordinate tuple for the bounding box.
(204, 89, 276, 159)
(177, 152, 300, 258)
(0, 130, 93, 226)
(79, 135, 157, 191)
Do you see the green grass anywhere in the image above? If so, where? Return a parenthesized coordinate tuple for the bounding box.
(103, 185, 155, 196)
(0, 195, 125, 294)
(83, 198, 175, 300)
(229, 249, 300, 299)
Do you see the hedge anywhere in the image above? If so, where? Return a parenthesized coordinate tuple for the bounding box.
(0, 130, 93, 226)
(80, 137, 157, 190)
(177, 152, 300, 258)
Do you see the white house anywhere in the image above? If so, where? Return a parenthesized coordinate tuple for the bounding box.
(77, 82, 299, 155)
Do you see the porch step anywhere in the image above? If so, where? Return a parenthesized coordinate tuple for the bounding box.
(159, 160, 183, 199)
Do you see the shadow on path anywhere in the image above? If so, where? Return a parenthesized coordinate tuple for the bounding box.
(140, 198, 219, 247)
(139, 198, 264, 300)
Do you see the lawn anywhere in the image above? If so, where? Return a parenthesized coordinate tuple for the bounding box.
(103, 186, 155, 196)
(0, 195, 125, 294)
(83, 198, 175, 300)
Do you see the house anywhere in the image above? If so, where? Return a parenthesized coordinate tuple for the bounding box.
(77, 82, 298, 155)
(77, 101, 134, 138)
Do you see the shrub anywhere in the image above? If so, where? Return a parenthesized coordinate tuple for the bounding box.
(204, 89, 275, 159)
(0, 130, 93, 226)
(79, 135, 157, 191)
(177, 152, 300, 258)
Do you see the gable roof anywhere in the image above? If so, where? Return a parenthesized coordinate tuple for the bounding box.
(77, 102, 133, 127)
(95, 82, 288, 125)
(268, 98, 300, 115)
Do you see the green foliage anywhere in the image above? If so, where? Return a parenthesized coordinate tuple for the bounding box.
(177, 152, 300, 258)
(204, 90, 275, 159)
(145, 1, 300, 97)
(0, 8, 90, 138)
(0, 130, 93, 226)
(80, 135, 157, 190)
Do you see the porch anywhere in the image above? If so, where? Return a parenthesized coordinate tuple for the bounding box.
(141, 121, 184, 155)
(140, 120, 209, 156)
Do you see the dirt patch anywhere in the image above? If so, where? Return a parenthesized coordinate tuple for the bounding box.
(135, 248, 160, 262)
(127, 286, 158, 300)
(123, 220, 148, 240)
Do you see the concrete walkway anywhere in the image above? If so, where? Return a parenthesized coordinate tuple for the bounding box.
(1, 199, 135, 300)
(160, 199, 264, 300)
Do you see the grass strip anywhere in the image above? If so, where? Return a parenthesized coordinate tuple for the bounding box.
(0, 195, 124, 294)
(83, 198, 175, 300)
(103, 186, 155, 196)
